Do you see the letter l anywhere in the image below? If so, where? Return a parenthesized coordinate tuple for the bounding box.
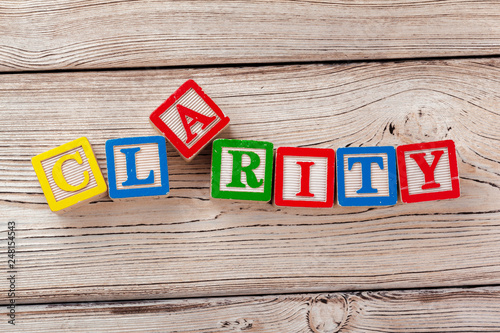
(120, 147, 155, 186)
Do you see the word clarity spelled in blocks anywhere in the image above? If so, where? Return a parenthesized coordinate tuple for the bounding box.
(105, 136, 170, 200)
(32, 136, 461, 211)
(274, 147, 335, 208)
(397, 140, 460, 203)
(150, 80, 230, 162)
(337, 146, 398, 206)
(31, 137, 108, 212)
(211, 139, 274, 201)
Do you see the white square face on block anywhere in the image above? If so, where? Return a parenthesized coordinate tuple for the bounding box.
(159, 88, 220, 148)
(282, 156, 328, 202)
(113, 143, 162, 190)
(404, 147, 452, 195)
(219, 147, 267, 193)
(41, 147, 98, 202)
(343, 153, 389, 198)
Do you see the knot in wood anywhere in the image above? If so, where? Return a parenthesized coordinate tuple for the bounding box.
(308, 294, 349, 333)
(219, 318, 253, 331)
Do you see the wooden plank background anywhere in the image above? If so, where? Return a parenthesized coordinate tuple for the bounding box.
(2, 60, 500, 303)
(3, 287, 500, 332)
(1, 0, 500, 332)
(1, 0, 500, 71)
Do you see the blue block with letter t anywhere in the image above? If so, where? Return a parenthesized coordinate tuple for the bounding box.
(336, 146, 397, 206)
(105, 136, 169, 200)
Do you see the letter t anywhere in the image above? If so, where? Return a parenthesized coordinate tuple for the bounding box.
(348, 156, 384, 194)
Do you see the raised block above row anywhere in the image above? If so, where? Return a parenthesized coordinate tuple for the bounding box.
(150, 80, 230, 162)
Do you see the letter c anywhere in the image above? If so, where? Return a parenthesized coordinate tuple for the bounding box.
(52, 151, 90, 191)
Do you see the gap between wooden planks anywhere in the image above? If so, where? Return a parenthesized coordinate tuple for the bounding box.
(1, 0, 500, 71)
(0, 58, 499, 305)
(2, 287, 500, 332)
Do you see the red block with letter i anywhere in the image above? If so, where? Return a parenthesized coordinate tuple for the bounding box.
(274, 147, 335, 208)
(397, 140, 460, 203)
(150, 80, 230, 161)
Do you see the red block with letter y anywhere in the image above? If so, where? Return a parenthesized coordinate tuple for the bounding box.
(150, 80, 230, 161)
(397, 140, 460, 203)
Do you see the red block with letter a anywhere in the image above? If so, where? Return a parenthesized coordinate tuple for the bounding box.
(397, 140, 460, 203)
(150, 80, 230, 161)
(274, 147, 335, 208)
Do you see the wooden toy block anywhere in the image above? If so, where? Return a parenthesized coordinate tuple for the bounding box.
(211, 139, 273, 201)
(274, 147, 335, 208)
(105, 136, 169, 200)
(336, 146, 397, 206)
(397, 140, 460, 203)
(31, 137, 107, 213)
(149, 79, 230, 162)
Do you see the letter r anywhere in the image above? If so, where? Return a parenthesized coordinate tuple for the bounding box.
(226, 150, 263, 189)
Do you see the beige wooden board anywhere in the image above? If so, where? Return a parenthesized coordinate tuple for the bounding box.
(2, 0, 500, 72)
(0, 59, 500, 304)
(3, 287, 500, 332)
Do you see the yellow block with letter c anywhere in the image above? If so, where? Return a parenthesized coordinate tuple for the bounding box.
(31, 137, 107, 212)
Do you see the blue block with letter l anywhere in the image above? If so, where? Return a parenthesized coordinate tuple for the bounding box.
(105, 136, 169, 200)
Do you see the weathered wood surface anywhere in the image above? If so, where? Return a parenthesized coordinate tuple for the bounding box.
(1, 0, 500, 72)
(3, 287, 500, 332)
(1, 59, 499, 304)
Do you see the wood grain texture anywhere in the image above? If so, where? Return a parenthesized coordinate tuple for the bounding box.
(3, 287, 500, 332)
(1, 0, 500, 71)
(1, 58, 499, 304)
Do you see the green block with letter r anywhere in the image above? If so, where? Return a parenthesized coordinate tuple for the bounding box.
(211, 139, 274, 201)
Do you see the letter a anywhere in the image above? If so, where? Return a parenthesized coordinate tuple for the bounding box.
(409, 150, 444, 190)
(177, 104, 216, 144)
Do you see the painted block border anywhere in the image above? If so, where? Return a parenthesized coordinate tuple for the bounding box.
(211, 139, 274, 201)
(396, 140, 460, 203)
(274, 146, 335, 208)
(106, 136, 170, 199)
(149, 79, 230, 161)
(31, 137, 107, 212)
(336, 146, 398, 206)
